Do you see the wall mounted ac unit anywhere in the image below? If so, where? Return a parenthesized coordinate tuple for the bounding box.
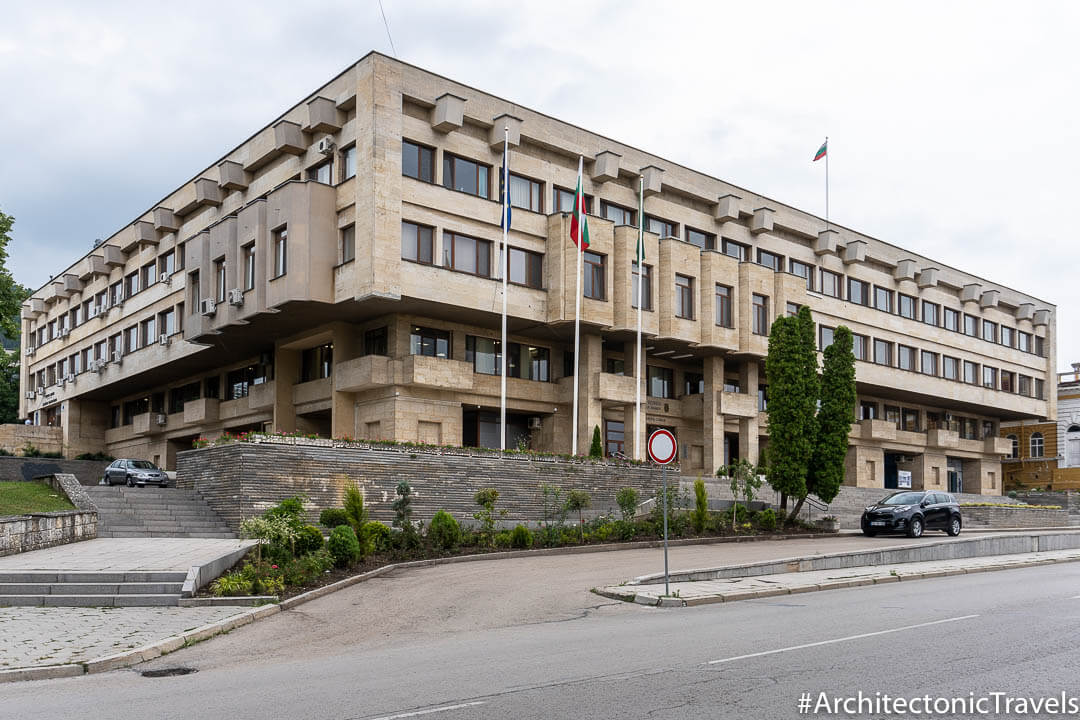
(200, 298, 217, 316)
(65, 373, 74, 383)
(159, 334, 169, 346)
(25, 390, 35, 400)
(316, 136, 335, 155)
(112, 350, 123, 365)
(24, 347, 34, 356)
(91, 360, 103, 373)
(228, 288, 244, 306)
(159, 272, 171, 284)
(59, 327, 70, 338)
(156, 413, 167, 426)
(528, 417, 542, 430)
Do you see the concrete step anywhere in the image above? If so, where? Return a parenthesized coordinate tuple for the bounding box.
(98, 530, 235, 539)
(0, 594, 181, 607)
(0, 571, 187, 583)
(0, 582, 184, 595)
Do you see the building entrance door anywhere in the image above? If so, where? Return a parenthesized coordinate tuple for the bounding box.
(947, 457, 964, 494)
(884, 453, 899, 489)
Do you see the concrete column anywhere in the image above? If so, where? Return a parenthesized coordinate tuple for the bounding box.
(574, 333, 603, 455)
(331, 323, 362, 439)
(273, 347, 299, 433)
(845, 445, 884, 487)
(703, 355, 725, 473)
(61, 398, 108, 458)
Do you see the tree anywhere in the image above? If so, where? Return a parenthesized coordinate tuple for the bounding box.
(0, 350, 19, 424)
(692, 475, 708, 534)
(784, 306, 822, 522)
(343, 482, 368, 534)
(589, 425, 603, 458)
(564, 489, 591, 541)
(719, 460, 763, 533)
(808, 325, 857, 506)
(391, 480, 414, 529)
(0, 211, 31, 341)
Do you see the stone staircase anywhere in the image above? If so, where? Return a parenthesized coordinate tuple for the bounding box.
(0, 571, 187, 607)
(84, 486, 236, 539)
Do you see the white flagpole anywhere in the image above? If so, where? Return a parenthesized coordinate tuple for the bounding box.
(635, 175, 644, 460)
(571, 156, 584, 456)
(824, 136, 830, 232)
(500, 126, 509, 452)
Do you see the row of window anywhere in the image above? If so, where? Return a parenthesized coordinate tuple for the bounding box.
(856, 401, 994, 439)
(1005, 433, 1045, 459)
(401, 221, 544, 289)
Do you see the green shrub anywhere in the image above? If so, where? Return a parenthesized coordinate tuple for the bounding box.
(319, 508, 350, 528)
(510, 524, 533, 549)
(429, 510, 462, 551)
(40, 451, 64, 459)
(473, 488, 504, 545)
(327, 525, 361, 567)
(294, 525, 324, 555)
(210, 571, 252, 596)
(20, 443, 40, 458)
(265, 496, 306, 521)
(589, 521, 614, 543)
(692, 476, 708, 534)
(1007, 490, 1018, 499)
(616, 487, 639, 522)
(564, 489, 591, 542)
(362, 521, 392, 553)
(240, 515, 299, 562)
(756, 507, 778, 532)
(0, 448, 11, 457)
(391, 480, 414, 529)
(283, 549, 333, 586)
(494, 530, 513, 548)
(343, 482, 368, 533)
(589, 425, 603, 458)
(75, 451, 114, 461)
(613, 519, 637, 541)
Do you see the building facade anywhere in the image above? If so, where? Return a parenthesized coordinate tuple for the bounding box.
(19, 53, 1056, 493)
(1001, 365, 1080, 489)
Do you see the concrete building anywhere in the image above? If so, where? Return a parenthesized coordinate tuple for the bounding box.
(19, 52, 1055, 492)
(1002, 365, 1080, 489)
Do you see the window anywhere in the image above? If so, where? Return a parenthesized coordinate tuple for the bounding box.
(300, 343, 333, 382)
(819, 326, 834, 350)
(820, 269, 841, 298)
(885, 405, 901, 427)
(307, 160, 332, 184)
(1000, 326, 1014, 348)
(442, 153, 489, 198)
(874, 286, 893, 313)
(852, 334, 868, 361)
(901, 408, 920, 432)
(873, 339, 892, 366)
(584, 251, 605, 300)
(786, 302, 801, 317)
(1018, 375, 1032, 396)
(401, 221, 434, 265)
(443, 231, 490, 276)
(1006, 434, 1019, 459)
(243, 243, 256, 290)
(645, 215, 677, 238)
(683, 372, 704, 396)
(921, 351, 938, 376)
(363, 327, 388, 356)
(168, 382, 200, 414)
(1001, 370, 1015, 393)
(1018, 331, 1032, 353)
(109, 281, 122, 306)
(204, 375, 220, 400)
(898, 294, 916, 320)
(508, 248, 543, 289)
(125, 271, 140, 298)
(125, 325, 139, 353)
(963, 314, 978, 337)
(752, 294, 769, 335)
(675, 274, 694, 319)
(606, 358, 625, 375)
(898, 345, 916, 371)
(963, 360, 978, 384)
(922, 301, 939, 326)
(758, 384, 768, 411)
(464, 337, 550, 381)
(757, 249, 782, 271)
(600, 200, 634, 226)
(982, 366, 997, 389)
(214, 259, 226, 303)
(159, 250, 176, 278)
(685, 227, 715, 249)
(604, 420, 625, 457)
(508, 173, 543, 212)
(140, 317, 156, 348)
(982, 320, 997, 343)
(715, 284, 732, 328)
(648, 366, 674, 398)
(553, 186, 592, 214)
(1034, 336, 1045, 357)
(1035, 378, 1045, 399)
(340, 225, 355, 264)
(848, 278, 869, 306)
(341, 145, 356, 181)
(402, 140, 434, 182)
(158, 308, 176, 336)
(1030, 432, 1044, 458)
(943, 356, 959, 380)
(632, 263, 652, 310)
(722, 239, 748, 261)
(141, 261, 157, 289)
(227, 366, 260, 400)
(273, 226, 287, 277)
(859, 401, 877, 420)
(943, 307, 959, 332)
(410, 326, 450, 358)
(789, 260, 814, 290)
(959, 417, 979, 440)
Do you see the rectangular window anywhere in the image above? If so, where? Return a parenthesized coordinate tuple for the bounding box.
(508, 248, 543, 289)
(443, 231, 490, 276)
(243, 243, 256, 290)
(604, 420, 625, 457)
(584, 252, 605, 300)
(685, 227, 715, 250)
(819, 270, 841, 298)
(874, 286, 893, 313)
(789, 260, 814, 290)
(125, 325, 139, 353)
(141, 261, 157, 289)
(606, 358, 625, 376)
(507, 342, 549, 381)
(873, 339, 892, 366)
(752, 294, 769, 335)
(1034, 335, 1045, 357)
(898, 345, 916, 371)
(600, 200, 635, 226)
(140, 317, 156, 348)
(921, 350, 938, 376)
(402, 140, 434, 183)
(159, 250, 176, 278)
(901, 408, 920, 432)
(125, 271, 140, 298)
(758, 384, 768, 411)
(109, 281, 122, 306)
(204, 375, 220, 400)
(553, 186, 592, 214)
(647, 366, 674, 399)
(922, 301, 939, 326)
(786, 302, 800, 317)
(683, 372, 704, 396)
(1018, 375, 1032, 396)
(410, 326, 451, 359)
(363, 327, 388, 356)
(848, 278, 868, 306)
(852, 334, 868, 361)
(819, 326, 835, 350)
(1000, 326, 1014, 348)
(675, 274, 694, 319)
(757, 249, 782, 271)
(273, 226, 287, 277)
(943, 307, 959, 332)
(963, 314, 978, 337)
(214, 259, 226, 303)
(159, 308, 176, 336)
(508, 173, 543, 212)
(943, 356, 959, 381)
(982, 320, 997, 343)
(964, 360, 978, 384)
(632, 263, 652, 310)
(1000, 371, 1015, 393)
(442, 153, 490, 198)
(645, 215, 677, 238)
(300, 343, 334, 382)
(1018, 331, 1032, 353)
(715, 284, 733, 328)
(722, 239, 748, 261)
(307, 160, 333, 184)
(168, 382, 201, 414)
(898, 294, 916, 319)
(227, 367, 255, 400)
(340, 225, 355, 264)
(401, 221, 435, 265)
(982, 366, 997, 389)
(885, 405, 901, 427)
(341, 145, 356, 181)
(859, 401, 877, 420)
(1035, 378, 1045, 399)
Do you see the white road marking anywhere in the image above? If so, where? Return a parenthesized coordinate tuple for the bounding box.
(369, 702, 486, 720)
(707, 614, 980, 665)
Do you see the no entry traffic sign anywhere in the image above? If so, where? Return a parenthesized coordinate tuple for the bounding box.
(647, 429, 677, 465)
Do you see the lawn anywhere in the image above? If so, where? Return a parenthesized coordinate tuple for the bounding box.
(0, 481, 76, 515)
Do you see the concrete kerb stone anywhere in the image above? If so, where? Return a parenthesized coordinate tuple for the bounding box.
(0, 663, 86, 683)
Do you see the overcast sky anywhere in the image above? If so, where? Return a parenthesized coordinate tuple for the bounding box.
(0, 1, 1075, 372)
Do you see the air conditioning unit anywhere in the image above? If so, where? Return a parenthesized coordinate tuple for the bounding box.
(59, 377, 66, 387)
(65, 373, 75, 383)
(228, 288, 244, 306)
(528, 417, 542, 430)
(113, 297, 123, 309)
(60, 327, 70, 338)
(159, 334, 169, 346)
(90, 360, 103, 373)
(112, 349, 124, 365)
(159, 272, 171, 284)
(25, 390, 35, 400)
(24, 347, 34, 357)
(155, 413, 168, 426)
(200, 298, 217, 316)
(316, 136, 335, 155)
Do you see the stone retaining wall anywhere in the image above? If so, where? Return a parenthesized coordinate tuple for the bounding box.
(0, 474, 98, 556)
(0, 424, 63, 455)
(962, 505, 1071, 528)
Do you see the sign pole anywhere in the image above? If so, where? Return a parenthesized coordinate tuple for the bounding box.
(647, 428, 676, 598)
(662, 462, 669, 596)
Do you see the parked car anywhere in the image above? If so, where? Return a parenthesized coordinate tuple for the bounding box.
(860, 490, 962, 538)
(103, 459, 171, 487)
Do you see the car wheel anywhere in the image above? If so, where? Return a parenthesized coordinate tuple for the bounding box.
(907, 516, 924, 538)
(947, 516, 962, 536)
(126, 475, 135, 488)
(860, 518, 876, 537)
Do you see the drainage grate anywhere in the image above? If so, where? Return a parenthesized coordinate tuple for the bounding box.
(141, 667, 198, 678)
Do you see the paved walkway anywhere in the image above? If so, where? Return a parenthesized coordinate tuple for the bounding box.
(0, 538, 252, 572)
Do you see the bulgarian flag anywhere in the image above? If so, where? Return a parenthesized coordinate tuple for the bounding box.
(813, 139, 828, 162)
(570, 156, 590, 249)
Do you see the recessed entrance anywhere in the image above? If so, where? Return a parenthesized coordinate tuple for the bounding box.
(463, 409, 532, 450)
(947, 457, 964, 494)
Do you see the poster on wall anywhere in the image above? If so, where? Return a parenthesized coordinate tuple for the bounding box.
(897, 470, 912, 489)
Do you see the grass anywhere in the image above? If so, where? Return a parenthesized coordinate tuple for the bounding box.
(0, 481, 76, 515)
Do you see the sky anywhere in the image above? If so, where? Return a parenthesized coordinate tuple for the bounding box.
(0, 1, 1076, 372)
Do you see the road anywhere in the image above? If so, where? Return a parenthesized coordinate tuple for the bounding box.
(5, 538, 1080, 719)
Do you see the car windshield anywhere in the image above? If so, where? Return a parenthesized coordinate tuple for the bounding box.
(881, 492, 924, 505)
(129, 460, 156, 470)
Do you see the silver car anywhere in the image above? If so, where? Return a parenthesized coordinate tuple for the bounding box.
(104, 459, 170, 487)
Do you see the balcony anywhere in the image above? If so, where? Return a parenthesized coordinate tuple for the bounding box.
(102, 245, 126, 267)
(132, 412, 167, 437)
(305, 97, 342, 134)
(184, 398, 219, 424)
(248, 381, 275, 411)
(718, 391, 758, 419)
(153, 206, 179, 233)
(681, 393, 704, 419)
(133, 221, 157, 246)
(927, 428, 959, 449)
(335, 355, 392, 392)
(985, 436, 1013, 456)
(403, 356, 473, 390)
(292, 377, 332, 407)
(80, 254, 109, 280)
(859, 419, 897, 441)
(596, 372, 636, 405)
(218, 160, 248, 191)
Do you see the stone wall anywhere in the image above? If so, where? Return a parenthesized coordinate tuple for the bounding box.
(0, 457, 112, 486)
(961, 505, 1070, 528)
(176, 440, 669, 530)
(0, 424, 64, 456)
(0, 474, 98, 556)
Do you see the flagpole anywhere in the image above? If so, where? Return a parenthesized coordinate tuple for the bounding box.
(500, 126, 509, 452)
(825, 135, 829, 232)
(571, 156, 584, 456)
(634, 176, 644, 461)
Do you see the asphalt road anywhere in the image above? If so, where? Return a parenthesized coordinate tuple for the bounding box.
(6, 541, 1080, 719)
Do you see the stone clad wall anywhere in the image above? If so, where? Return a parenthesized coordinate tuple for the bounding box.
(962, 506, 1070, 528)
(176, 441, 669, 530)
(0, 424, 63, 455)
(0, 511, 98, 557)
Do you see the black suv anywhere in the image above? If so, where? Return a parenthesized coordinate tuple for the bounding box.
(861, 491, 962, 538)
